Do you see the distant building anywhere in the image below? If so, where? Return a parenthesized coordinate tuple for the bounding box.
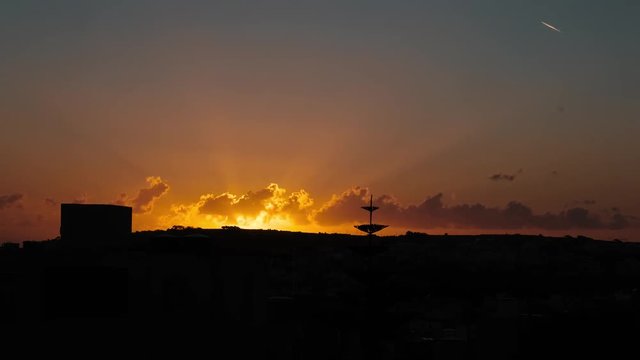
(0, 242, 20, 250)
(0, 242, 20, 254)
(60, 204, 132, 242)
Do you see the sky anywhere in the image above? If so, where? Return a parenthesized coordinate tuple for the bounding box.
(1, 0, 639, 242)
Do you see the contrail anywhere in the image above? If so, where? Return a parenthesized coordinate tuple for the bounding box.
(541, 21, 561, 33)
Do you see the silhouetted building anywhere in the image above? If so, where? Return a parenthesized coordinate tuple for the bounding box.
(44, 266, 128, 319)
(0, 242, 20, 251)
(60, 204, 132, 242)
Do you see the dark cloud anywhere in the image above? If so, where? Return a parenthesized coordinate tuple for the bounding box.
(223, 188, 273, 216)
(610, 213, 630, 230)
(44, 198, 58, 207)
(564, 199, 597, 208)
(314, 187, 369, 226)
(489, 169, 523, 182)
(607, 208, 637, 230)
(0, 193, 24, 209)
(314, 189, 637, 231)
(489, 174, 516, 182)
(199, 193, 236, 215)
(131, 176, 170, 214)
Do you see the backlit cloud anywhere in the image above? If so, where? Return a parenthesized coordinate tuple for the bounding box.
(164, 183, 314, 229)
(119, 176, 170, 214)
(160, 184, 638, 235)
(313, 187, 369, 226)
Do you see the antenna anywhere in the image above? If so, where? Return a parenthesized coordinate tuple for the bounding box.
(354, 194, 388, 235)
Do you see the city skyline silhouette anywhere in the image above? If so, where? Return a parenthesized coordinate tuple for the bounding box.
(2, 202, 640, 358)
(1, 1, 639, 357)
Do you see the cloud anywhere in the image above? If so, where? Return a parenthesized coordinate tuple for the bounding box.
(72, 194, 88, 204)
(314, 189, 637, 231)
(164, 183, 314, 228)
(282, 189, 316, 224)
(0, 193, 24, 209)
(313, 187, 369, 226)
(113, 193, 128, 206)
(489, 169, 523, 182)
(158, 183, 639, 234)
(489, 174, 516, 182)
(129, 176, 170, 214)
(564, 199, 598, 208)
(196, 183, 313, 224)
(44, 198, 58, 207)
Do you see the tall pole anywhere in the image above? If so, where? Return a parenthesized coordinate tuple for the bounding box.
(369, 195, 373, 226)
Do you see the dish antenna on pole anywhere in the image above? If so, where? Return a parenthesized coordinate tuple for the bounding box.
(354, 195, 388, 235)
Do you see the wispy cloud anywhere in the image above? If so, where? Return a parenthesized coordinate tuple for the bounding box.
(489, 169, 523, 182)
(0, 193, 23, 209)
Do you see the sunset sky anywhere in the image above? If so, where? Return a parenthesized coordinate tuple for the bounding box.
(1, 0, 639, 242)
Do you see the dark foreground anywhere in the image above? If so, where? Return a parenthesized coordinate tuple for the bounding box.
(1, 229, 640, 359)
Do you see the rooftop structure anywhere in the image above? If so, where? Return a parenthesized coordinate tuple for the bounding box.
(60, 203, 132, 242)
(354, 195, 388, 235)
